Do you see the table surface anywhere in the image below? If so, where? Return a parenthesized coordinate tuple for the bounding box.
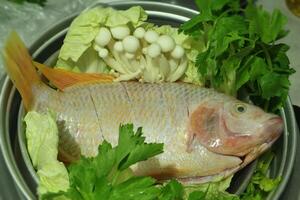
(0, 0, 299, 199)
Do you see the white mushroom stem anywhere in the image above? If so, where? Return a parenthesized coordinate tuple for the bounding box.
(158, 55, 171, 79)
(168, 58, 179, 74)
(125, 52, 135, 59)
(113, 41, 124, 52)
(102, 57, 127, 74)
(110, 25, 130, 40)
(108, 40, 139, 74)
(115, 70, 141, 82)
(98, 48, 108, 58)
(167, 57, 188, 82)
(93, 44, 102, 51)
(142, 47, 148, 54)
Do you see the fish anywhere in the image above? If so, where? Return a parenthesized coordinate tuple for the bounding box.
(3, 32, 283, 184)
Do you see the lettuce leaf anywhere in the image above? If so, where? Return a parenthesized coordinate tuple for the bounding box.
(24, 111, 69, 197)
(56, 6, 147, 73)
(56, 47, 109, 73)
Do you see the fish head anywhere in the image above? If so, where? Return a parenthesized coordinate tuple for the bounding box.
(188, 97, 283, 157)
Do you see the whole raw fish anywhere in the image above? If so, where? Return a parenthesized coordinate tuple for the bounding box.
(3, 32, 283, 184)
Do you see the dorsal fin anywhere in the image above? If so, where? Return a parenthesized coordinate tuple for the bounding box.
(34, 62, 114, 91)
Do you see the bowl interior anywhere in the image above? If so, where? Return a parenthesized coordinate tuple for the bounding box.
(1, 1, 296, 199)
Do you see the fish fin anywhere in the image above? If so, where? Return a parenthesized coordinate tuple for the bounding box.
(33, 62, 114, 91)
(3, 32, 41, 110)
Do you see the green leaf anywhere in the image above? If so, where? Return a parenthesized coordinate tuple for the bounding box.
(245, 5, 287, 43)
(116, 124, 163, 171)
(159, 179, 184, 200)
(249, 57, 269, 81)
(116, 124, 144, 165)
(219, 56, 241, 95)
(93, 141, 116, 178)
(212, 16, 247, 56)
(119, 143, 163, 170)
(110, 176, 160, 200)
(259, 177, 281, 192)
(92, 177, 112, 200)
(211, 0, 239, 11)
(188, 191, 206, 200)
(259, 72, 290, 100)
(67, 159, 97, 199)
(241, 152, 281, 200)
(194, 0, 214, 20)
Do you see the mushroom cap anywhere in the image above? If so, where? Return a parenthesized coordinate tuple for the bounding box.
(95, 27, 112, 47)
(122, 36, 140, 53)
(147, 43, 161, 58)
(134, 27, 146, 38)
(110, 25, 130, 40)
(171, 45, 185, 59)
(157, 35, 175, 52)
(144, 30, 159, 43)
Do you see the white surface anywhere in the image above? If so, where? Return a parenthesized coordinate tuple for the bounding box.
(258, 0, 300, 106)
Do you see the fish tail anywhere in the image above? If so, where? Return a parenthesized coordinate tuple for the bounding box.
(2, 32, 41, 110)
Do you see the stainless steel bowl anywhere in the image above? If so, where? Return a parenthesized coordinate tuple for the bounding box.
(0, 1, 297, 199)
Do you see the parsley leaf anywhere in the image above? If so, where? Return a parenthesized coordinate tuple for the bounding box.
(159, 179, 184, 200)
(42, 124, 163, 200)
(180, 0, 295, 112)
(240, 152, 281, 200)
(245, 4, 288, 43)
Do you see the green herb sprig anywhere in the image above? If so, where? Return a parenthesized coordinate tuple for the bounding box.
(179, 0, 295, 112)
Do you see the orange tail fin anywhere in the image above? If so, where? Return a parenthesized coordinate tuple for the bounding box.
(3, 32, 41, 110)
(34, 62, 114, 91)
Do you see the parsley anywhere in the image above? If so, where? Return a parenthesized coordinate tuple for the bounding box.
(179, 0, 295, 112)
(240, 152, 281, 200)
(42, 124, 164, 200)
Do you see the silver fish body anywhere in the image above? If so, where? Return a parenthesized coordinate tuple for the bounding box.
(33, 82, 282, 182)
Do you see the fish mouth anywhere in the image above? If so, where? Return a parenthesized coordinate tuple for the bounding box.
(262, 116, 283, 144)
(238, 117, 283, 169)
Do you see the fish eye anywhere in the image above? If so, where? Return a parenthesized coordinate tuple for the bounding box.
(235, 104, 247, 113)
